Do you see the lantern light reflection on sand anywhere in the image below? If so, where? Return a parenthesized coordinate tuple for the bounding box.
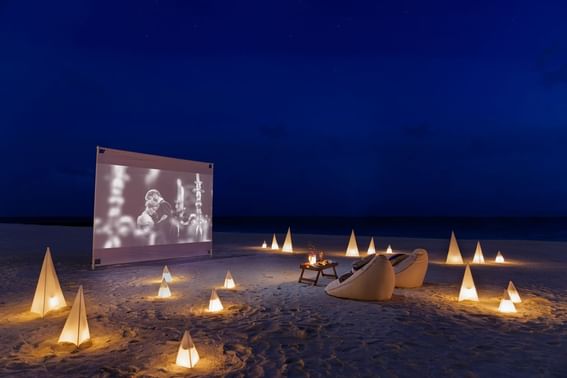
(458, 264, 479, 302)
(58, 286, 90, 346)
(208, 288, 223, 312)
(498, 289, 517, 313)
(282, 227, 293, 253)
(472, 241, 485, 264)
(495, 251, 505, 264)
(507, 281, 522, 303)
(176, 330, 200, 368)
(345, 230, 360, 257)
(367, 237, 376, 255)
(271, 234, 279, 250)
(162, 265, 173, 283)
(224, 271, 236, 289)
(158, 279, 171, 298)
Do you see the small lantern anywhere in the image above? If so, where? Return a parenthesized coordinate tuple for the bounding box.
(158, 278, 171, 298)
(208, 288, 223, 312)
(224, 270, 236, 289)
(498, 289, 517, 313)
(458, 264, 479, 302)
(308, 254, 317, 265)
(345, 230, 360, 257)
(386, 245, 393, 254)
(261, 241, 267, 249)
(507, 281, 522, 303)
(162, 265, 173, 283)
(176, 330, 200, 368)
(367, 237, 376, 255)
(495, 251, 505, 264)
(446, 231, 464, 264)
(282, 227, 293, 253)
(472, 241, 485, 264)
(271, 234, 279, 250)
(58, 286, 90, 346)
(31, 247, 66, 317)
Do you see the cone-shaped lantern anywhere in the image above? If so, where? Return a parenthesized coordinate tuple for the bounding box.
(458, 264, 479, 302)
(507, 281, 522, 303)
(498, 289, 517, 313)
(224, 270, 236, 289)
(386, 244, 393, 254)
(58, 286, 90, 346)
(495, 251, 505, 264)
(271, 234, 279, 250)
(367, 237, 376, 255)
(31, 247, 66, 317)
(472, 241, 485, 264)
(345, 230, 360, 257)
(158, 278, 171, 298)
(176, 330, 200, 368)
(282, 227, 293, 253)
(162, 265, 173, 283)
(261, 241, 267, 249)
(446, 231, 464, 264)
(208, 288, 223, 312)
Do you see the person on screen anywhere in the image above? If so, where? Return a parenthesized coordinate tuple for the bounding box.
(137, 200, 157, 231)
(145, 189, 173, 224)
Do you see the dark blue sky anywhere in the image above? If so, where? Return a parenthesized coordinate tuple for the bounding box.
(1, 1, 567, 217)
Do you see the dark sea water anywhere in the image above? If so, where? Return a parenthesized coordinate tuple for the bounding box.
(3, 217, 567, 242)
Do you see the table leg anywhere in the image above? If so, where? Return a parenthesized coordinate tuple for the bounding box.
(313, 271, 321, 286)
(332, 266, 338, 278)
(298, 268, 305, 283)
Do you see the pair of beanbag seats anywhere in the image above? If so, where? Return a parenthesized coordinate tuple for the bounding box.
(324, 249, 428, 301)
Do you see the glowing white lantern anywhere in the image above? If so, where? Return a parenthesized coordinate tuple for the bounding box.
(176, 330, 200, 368)
(446, 231, 464, 264)
(58, 286, 90, 346)
(345, 230, 360, 257)
(31, 247, 66, 317)
(261, 241, 267, 249)
(472, 241, 485, 264)
(162, 265, 173, 283)
(282, 227, 293, 253)
(271, 234, 279, 250)
(386, 244, 393, 254)
(458, 264, 479, 302)
(208, 288, 223, 312)
(308, 254, 317, 265)
(495, 251, 505, 264)
(507, 281, 522, 303)
(224, 270, 236, 289)
(367, 237, 376, 255)
(498, 289, 517, 313)
(158, 278, 171, 298)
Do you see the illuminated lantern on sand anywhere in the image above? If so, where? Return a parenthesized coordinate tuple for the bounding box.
(386, 244, 393, 254)
(367, 237, 376, 255)
(446, 231, 464, 264)
(208, 288, 223, 312)
(158, 278, 171, 298)
(472, 241, 485, 264)
(58, 286, 90, 346)
(31, 247, 66, 317)
(345, 230, 360, 257)
(507, 281, 522, 303)
(162, 265, 173, 283)
(176, 330, 200, 368)
(458, 264, 479, 302)
(495, 251, 505, 264)
(261, 241, 267, 249)
(271, 234, 279, 250)
(498, 289, 517, 313)
(224, 270, 236, 289)
(282, 227, 293, 253)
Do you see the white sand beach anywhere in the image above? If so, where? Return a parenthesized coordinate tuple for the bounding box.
(0, 223, 566, 377)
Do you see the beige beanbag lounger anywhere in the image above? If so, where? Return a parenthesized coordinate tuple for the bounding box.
(325, 254, 395, 301)
(389, 249, 429, 288)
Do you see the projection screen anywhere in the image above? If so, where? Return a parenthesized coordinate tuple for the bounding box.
(92, 147, 213, 268)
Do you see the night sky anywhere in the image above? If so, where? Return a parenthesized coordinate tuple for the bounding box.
(1, 1, 567, 217)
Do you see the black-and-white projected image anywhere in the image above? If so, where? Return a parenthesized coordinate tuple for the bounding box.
(93, 164, 212, 249)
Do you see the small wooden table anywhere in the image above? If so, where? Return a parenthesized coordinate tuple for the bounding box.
(298, 261, 338, 286)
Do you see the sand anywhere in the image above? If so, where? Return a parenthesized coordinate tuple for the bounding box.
(0, 223, 566, 377)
